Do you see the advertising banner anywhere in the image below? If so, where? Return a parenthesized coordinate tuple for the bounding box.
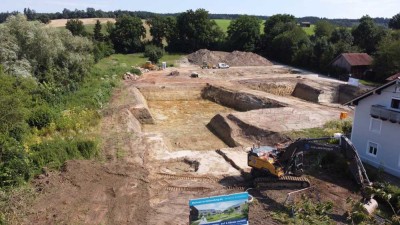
(189, 192, 249, 225)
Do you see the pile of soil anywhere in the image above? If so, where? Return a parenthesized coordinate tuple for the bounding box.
(187, 49, 273, 67)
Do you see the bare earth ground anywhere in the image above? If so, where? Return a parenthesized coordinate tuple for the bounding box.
(22, 56, 365, 224)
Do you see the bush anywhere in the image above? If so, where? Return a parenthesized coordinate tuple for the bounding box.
(0, 135, 31, 187)
(130, 68, 142, 75)
(144, 44, 164, 63)
(93, 41, 115, 63)
(27, 106, 54, 130)
(30, 138, 98, 170)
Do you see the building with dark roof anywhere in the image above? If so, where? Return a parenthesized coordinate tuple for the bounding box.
(331, 53, 373, 79)
(344, 78, 400, 177)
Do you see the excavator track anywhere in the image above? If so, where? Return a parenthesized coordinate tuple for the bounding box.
(155, 173, 249, 192)
(254, 176, 310, 189)
(156, 173, 220, 183)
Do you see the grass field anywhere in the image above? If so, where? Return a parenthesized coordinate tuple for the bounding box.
(213, 19, 265, 34)
(213, 19, 231, 33)
(303, 24, 316, 36)
(95, 53, 184, 72)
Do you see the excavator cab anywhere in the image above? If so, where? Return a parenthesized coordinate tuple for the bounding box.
(292, 152, 304, 177)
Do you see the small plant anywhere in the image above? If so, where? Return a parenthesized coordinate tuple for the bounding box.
(130, 68, 142, 75)
(345, 197, 375, 224)
(271, 195, 334, 224)
(27, 106, 54, 130)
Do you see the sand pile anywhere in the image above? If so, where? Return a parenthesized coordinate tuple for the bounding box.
(187, 49, 273, 67)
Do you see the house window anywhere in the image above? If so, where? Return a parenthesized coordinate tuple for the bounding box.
(367, 142, 378, 156)
(369, 118, 382, 134)
(391, 98, 400, 110)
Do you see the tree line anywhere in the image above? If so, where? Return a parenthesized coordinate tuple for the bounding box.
(65, 9, 400, 81)
(0, 7, 392, 27)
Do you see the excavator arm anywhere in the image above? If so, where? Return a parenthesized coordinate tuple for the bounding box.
(278, 135, 372, 188)
(248, 134, 377, 213)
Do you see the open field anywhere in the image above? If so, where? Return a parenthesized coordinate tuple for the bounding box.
(214, 19, 265, 34)
(15, 50, 382, 225)
(48, 18, 152, 40)
(95, 53, 184, 72)
(47, 18, 116, 27)
(303, 24, 316, 36)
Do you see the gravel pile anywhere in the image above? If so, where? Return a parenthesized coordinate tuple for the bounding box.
(187, 49, 273, 67)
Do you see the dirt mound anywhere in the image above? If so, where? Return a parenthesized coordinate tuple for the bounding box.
(187, 49, 273, 67)
(202, 84, 287, 111)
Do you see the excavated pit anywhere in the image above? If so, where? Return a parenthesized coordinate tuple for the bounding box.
(143, 99, 232, 151)
(139, 84, 290, 151)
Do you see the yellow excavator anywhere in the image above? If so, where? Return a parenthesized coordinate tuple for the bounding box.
(248, 134, 378, 214)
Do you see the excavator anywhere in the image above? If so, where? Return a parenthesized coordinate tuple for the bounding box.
(247, 133, 378, 214)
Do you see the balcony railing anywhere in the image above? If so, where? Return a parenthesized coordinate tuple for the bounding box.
(370, 105, 400, 123)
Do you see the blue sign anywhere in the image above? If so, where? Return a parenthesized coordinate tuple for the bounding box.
(189, 192, 249, 225)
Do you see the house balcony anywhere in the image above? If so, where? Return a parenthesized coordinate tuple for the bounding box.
(370, 105, 400, 123)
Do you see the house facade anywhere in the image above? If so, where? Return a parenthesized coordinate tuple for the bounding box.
(345, 79, 400, 177)
(331, 53, 373, 79)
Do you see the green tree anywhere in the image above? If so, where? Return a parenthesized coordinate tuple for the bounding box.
(262, 14, 297, 56)
(373, 38, 400, 81)
(314, 20, 335, 38)
(271, 26, 311, 64)
(93, 20, 103, 41)
(66, 19, 86, 36)
(146, 16, 171, 47)
(105, 21, 115, 36)
(144, 44, 164, 63)
(330, 27, 353, 45)
(264, 14, 296, 34)
(389, 13, 400, 29)
(352, 15, 387, 54)
(168, 9, 224, 52)
(0, 14, 94, 87)
(312, 37, 336, 71)
(37, 15, 50, 24)
(227, 15, 261, 52)
(110, 15, 145, 53)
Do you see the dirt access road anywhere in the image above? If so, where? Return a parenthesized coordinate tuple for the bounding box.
(22, 52, 364, 225)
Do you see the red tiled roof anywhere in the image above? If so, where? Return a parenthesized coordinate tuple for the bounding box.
(386, 72, 400, 81)
(341, 53, 373, 66)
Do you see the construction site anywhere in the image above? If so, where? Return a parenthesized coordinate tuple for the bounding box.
(27, 50, 375, 225)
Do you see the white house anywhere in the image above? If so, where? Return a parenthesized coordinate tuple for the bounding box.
(345, 78, 400, 177)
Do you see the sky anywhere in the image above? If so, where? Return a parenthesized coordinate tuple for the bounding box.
(1, 0, 399, 19)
